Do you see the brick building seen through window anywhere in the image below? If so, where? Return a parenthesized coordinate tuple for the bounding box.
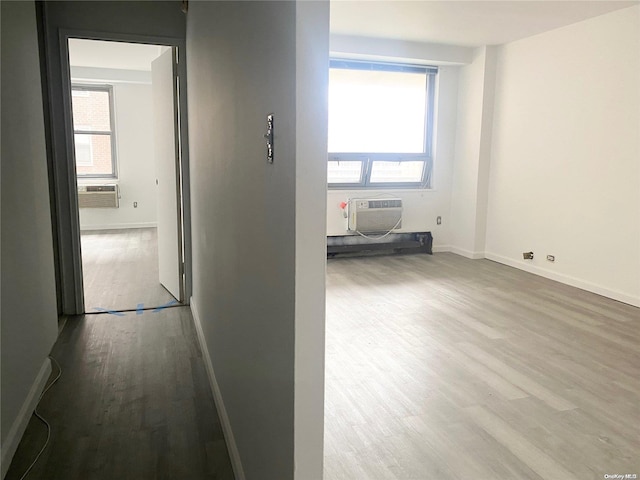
(71, 85, 117, 177)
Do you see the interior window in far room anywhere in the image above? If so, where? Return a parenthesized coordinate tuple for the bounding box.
(71, 85, 117, 178)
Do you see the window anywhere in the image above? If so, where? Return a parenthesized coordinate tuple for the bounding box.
(328, 60, 437, 188)
(73, 132, 93, 166)
(71, 85, 117, 177)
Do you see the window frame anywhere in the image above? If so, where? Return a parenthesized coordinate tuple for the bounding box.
(71, 84, 118, 179)
(328, 60, 437, 189)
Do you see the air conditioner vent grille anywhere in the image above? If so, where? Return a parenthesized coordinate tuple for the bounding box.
(78, 184, 119, 208)
(348, 197, 403, 233)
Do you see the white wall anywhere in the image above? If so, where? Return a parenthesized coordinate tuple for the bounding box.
(485, 5, 640, 306)
(326, 43, 464, 249)
(187, 2, 328, 479)
(1, 2, 59, 475)
(449, 46, 497, 259)
(74, 71, 158, 231)
(330, 34, 473, 65)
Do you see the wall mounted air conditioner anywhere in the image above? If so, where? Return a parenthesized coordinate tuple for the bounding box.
(348, 198, 403, 233)
(77, 184, 119, 208)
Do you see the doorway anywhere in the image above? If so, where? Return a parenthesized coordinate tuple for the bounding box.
(67, 39, 184, 313)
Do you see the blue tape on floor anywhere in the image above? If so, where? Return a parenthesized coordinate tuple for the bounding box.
(93, 307, 126, 316)
(92, 300, 178, 316)
(153, 299, 178, 313)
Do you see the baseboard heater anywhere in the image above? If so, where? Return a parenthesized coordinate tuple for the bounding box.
(327, 232, 433, 257)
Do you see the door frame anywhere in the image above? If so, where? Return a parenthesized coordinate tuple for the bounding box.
(50, 30, 191, 314)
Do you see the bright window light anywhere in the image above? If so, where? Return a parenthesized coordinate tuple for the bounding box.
(329, 69, 426, 153)
(370, 161, 425, 183)
(327, 161, 363, 184)
(327, 61, 436, 188)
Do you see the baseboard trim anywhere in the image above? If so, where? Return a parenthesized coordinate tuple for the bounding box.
(485, 252, 640, 308)
(190, 298, 246, 480)
(1, 358, 52, 479)
(79, 222, 157, 231)
(449, 246, 485, 260)
(432, 245, 451, 253)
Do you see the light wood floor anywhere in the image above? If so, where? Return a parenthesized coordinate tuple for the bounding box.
(5, 307, 235, 480)
(81, 228, 176, 313)
(324, 253, 640, 480)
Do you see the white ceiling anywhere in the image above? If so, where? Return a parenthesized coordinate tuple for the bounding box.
(68, 39, 168, 71)
(67, 3, 638, 68)
(330, 1, 638, 47)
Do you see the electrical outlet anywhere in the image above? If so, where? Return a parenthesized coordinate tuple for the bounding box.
(133, 201, 138, 208)
(523, 251, 534, 260)
(436, 216, 442, 225)
(546, 255, 555, 262)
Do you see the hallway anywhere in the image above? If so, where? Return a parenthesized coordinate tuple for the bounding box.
(5, 307, 234, 480)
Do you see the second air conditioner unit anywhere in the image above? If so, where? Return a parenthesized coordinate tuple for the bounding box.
(77, 184, 119, 208)
(348, 198, 403, 234)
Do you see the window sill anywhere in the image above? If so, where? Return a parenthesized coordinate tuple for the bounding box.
(77, 177, 119, 183)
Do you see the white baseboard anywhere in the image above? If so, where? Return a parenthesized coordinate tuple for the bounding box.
(485, 252, 640, 308)
(190, 298, 246, 480)
(79, 222, 157, 231)
(1, 358, 52, 479)
(449, 246, 485, 260)
(432, 245, 451, 253)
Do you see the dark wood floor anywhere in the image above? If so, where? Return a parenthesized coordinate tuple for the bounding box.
(5, 307, 234, 480)
(324, 253, 640, 480)
(81, 228, 176, 313)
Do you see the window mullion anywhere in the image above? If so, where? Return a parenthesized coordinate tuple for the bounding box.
(73, 130, 112, 136)
(363, 157, 373, 187)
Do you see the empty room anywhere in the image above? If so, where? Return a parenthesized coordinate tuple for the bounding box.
(324, 2, 640, 479)
(69, 39, 183, 313)
(2, 1, 639, 480)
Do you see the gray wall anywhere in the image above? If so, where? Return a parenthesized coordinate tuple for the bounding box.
(187, 1, 328, 479)
(293, 2, 329, 476)
(1, 0, 59, 463)
(40, 1, 187, 313)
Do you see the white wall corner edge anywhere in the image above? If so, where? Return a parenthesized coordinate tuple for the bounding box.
(449, 246, 486, 260)
(189, 298, 246, 480)
(485, 252, 640, 308)
(1, 358, 52, 480)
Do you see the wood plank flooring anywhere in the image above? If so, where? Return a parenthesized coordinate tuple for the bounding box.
(324, 253, 640, 480)
(81, 228, 175, 313)
(5, 307, 234, 480)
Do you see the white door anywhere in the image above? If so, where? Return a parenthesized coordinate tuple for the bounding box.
(151, 48, 182, 301)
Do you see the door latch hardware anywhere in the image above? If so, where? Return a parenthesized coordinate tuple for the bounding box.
(264, 114, 274, 164)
